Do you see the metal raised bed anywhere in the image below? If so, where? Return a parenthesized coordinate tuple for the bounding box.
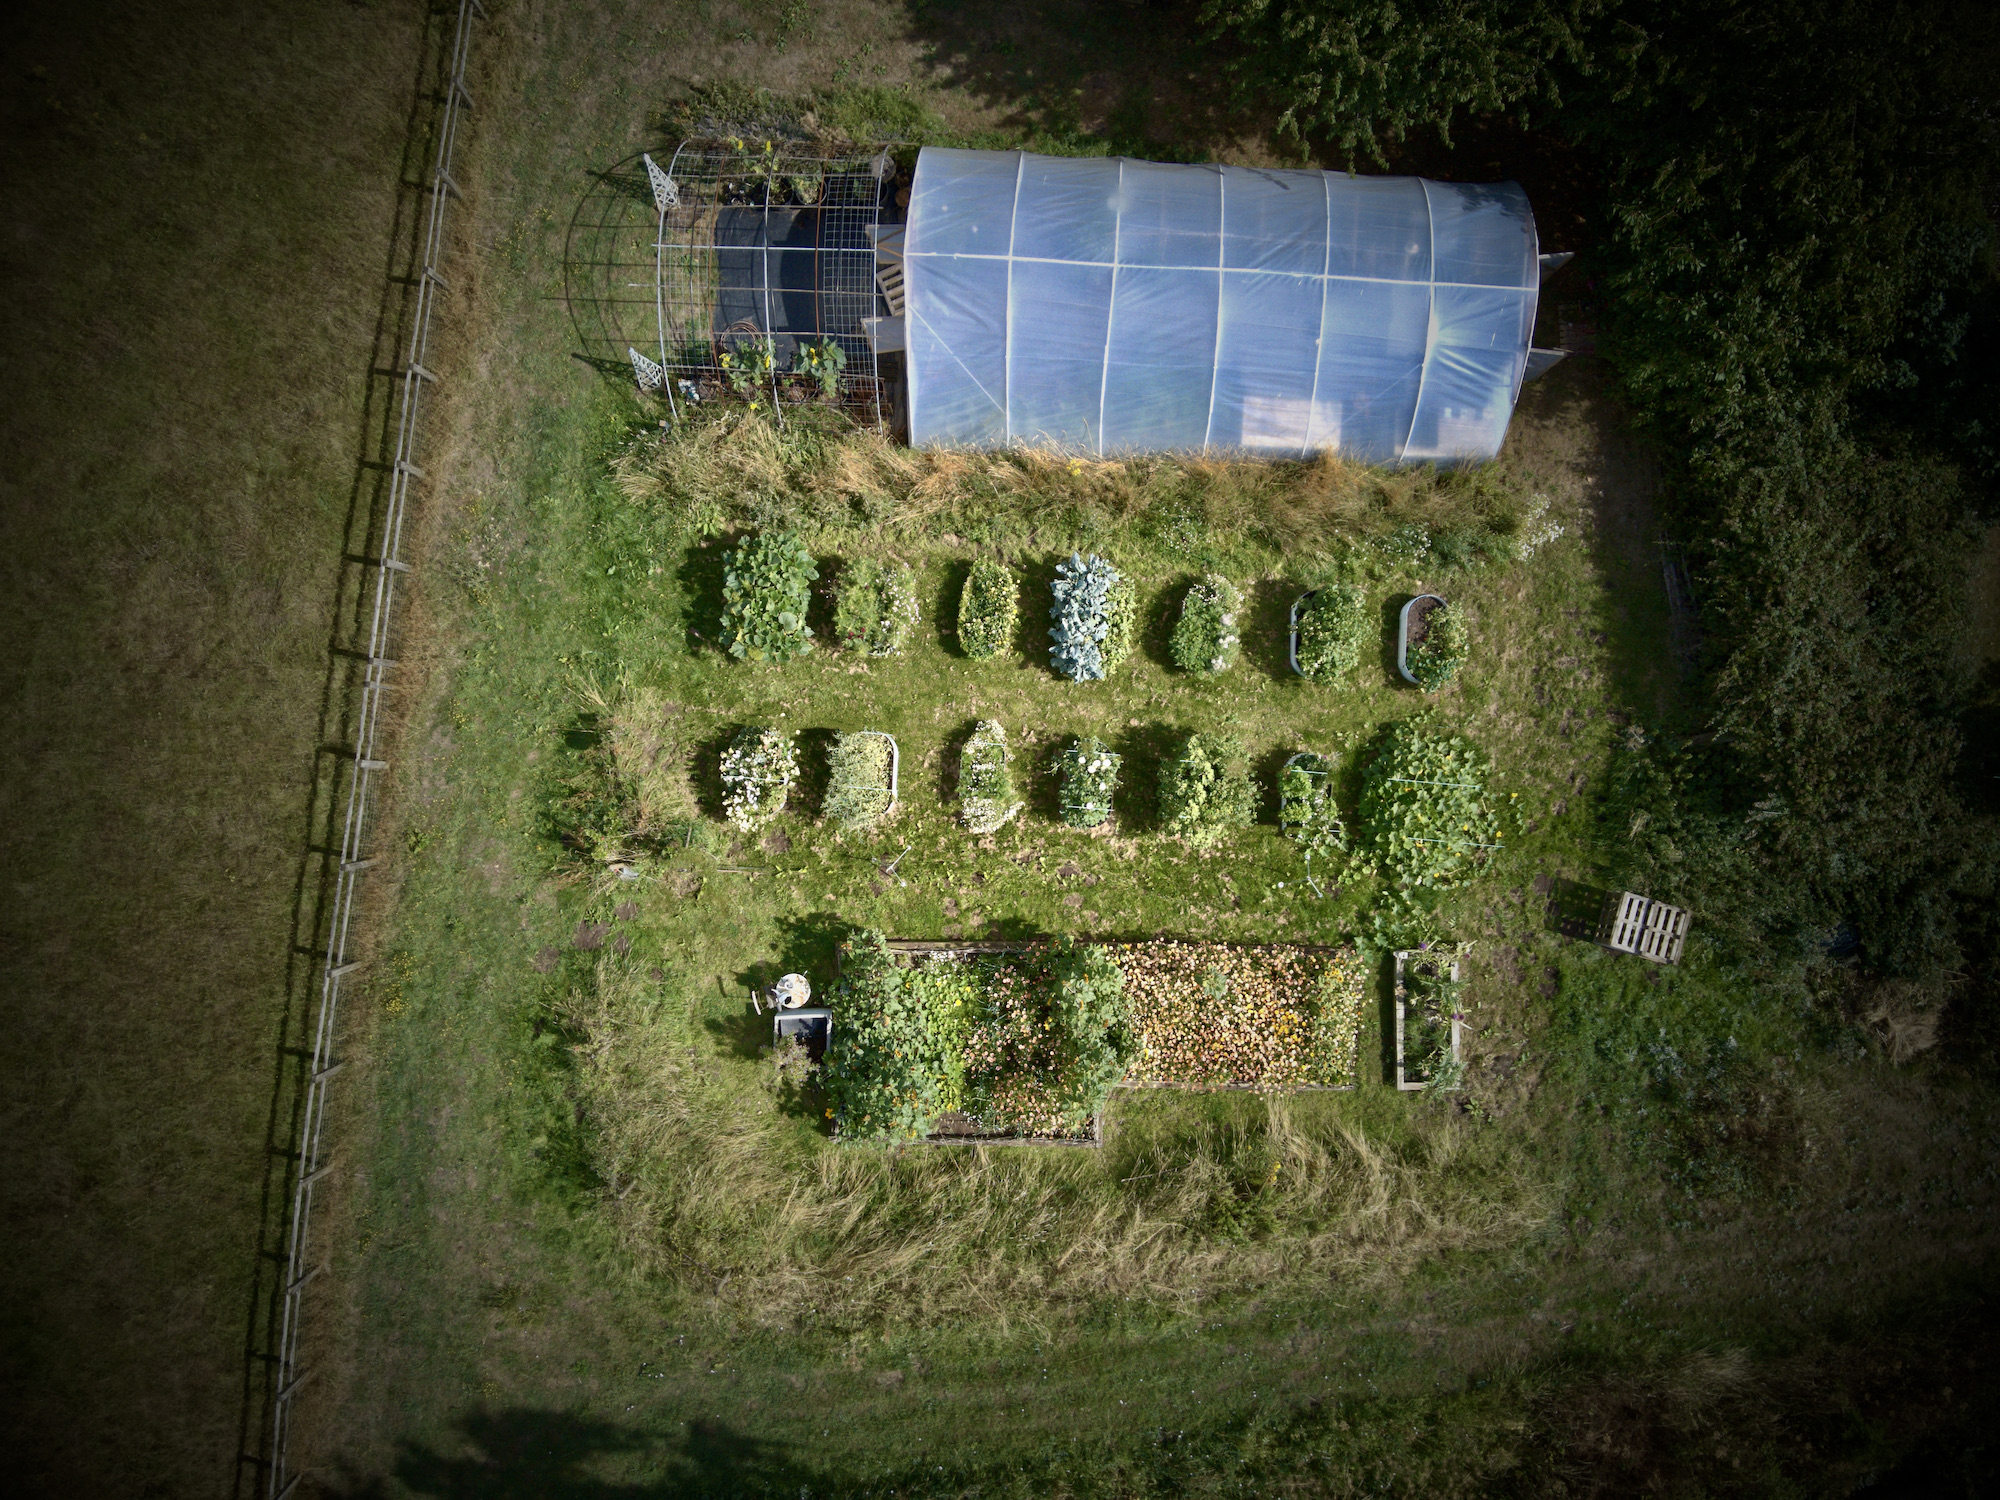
(1288, 590, 1317, 677)
(1397, 594, 1447, 686)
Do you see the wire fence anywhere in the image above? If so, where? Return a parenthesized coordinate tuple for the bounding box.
(257, 3, 485, 1495)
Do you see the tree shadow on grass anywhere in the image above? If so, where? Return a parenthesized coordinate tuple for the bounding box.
(1379, 592, 1414, 690)
(1010, 550, 1059, 671)
(1144, 573, 1196, 672)
(935, 555, 973, 657)
(328, 1406, 819, 1499)
(1112, 720, 1180, 834)
(1251, 741, 1298, 826)
(674, 537, 729, 654)
(1246, 578, 1301, 682)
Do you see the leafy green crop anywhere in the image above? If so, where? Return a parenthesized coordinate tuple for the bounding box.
(1357, 718, 1502, 890)
(1158, 731, 1255, 849)
(1278, 751, 1346, 867)
(956, 556, 1018, 658)
(1050, 553, 1136, 681)
(1405, 598, 1468, 691)
(719, 530, 817, 663)
(1169, 573, 1242, 674)
(822, 932, 947, 1141)
(1293, 583, 1369, 684)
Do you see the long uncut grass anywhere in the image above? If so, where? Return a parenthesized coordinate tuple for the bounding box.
(554, 959, 1553, 1328)
(611, 408, 1529, 551)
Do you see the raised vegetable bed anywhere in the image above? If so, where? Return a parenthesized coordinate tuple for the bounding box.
(826, 936, 1131, 1146)
(1291, 583, 1370, 683)
(823, 730, 898, 828)
(1398, 594, 1467, 690)
(1394, 948, 1464, 1092)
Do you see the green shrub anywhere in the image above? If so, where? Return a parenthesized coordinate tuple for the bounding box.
(957, 556, 1018, 658)
(1057, 735, 1121, 829)
(958, 720, 1022, 834)
(1278, 752, 1346, 864)
(1356, 718, 1501, 891)
(822, 931, 945, 1141)
(832, 556, 918, 657)
(823, 731, 896, 828)
(1169, 573, 1242, 674)
(1293, 583, 1369, 684)
(1405, 598, 1468, 691)
(1158, 732, 1255, 849)
(719, 530, 817, 663)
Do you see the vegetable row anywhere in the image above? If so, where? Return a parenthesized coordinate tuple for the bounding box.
(719, 530, 1469, 690)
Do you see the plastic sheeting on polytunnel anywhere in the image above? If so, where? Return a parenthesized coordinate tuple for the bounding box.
(901, 149, 1540, 464)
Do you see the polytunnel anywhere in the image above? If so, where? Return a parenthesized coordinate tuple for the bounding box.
(888, 148, 1561, 463)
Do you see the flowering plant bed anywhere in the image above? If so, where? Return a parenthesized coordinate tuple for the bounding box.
(956, 556, 1018, 658)
(1291, 584, 1370, 684)
(826, 936, 1134, 1143)
(822, 730, 898, 828)
(1057, 734, 1120, 828)
(1394, 948, 1464, 1092)
(1170, 573, 1242, 674)
(957, 719, 1023, 834)
(1049, 552, 1136, 681)
(1114, 941, 1364, 1089)
(1399, 594, 1467, 690)
(719, 725, 797, 831)
(832, 556, 919, 657)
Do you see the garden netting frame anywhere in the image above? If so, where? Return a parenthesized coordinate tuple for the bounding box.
(565, 139, 902, 424)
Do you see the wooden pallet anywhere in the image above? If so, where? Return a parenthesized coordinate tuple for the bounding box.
(1602, 890, 1689, 964)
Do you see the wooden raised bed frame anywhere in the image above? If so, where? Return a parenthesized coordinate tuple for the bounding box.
(1393, 948, 1463, 1092)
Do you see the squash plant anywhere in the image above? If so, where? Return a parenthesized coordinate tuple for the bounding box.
(957, 556, 1018, 658)
(719, 531, 817, 663)
(1158, 731, 1255, 848)
(1356, 717, 1502, 889)
(792, 337, 846, 398)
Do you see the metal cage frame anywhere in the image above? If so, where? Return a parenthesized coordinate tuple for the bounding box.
(564, 137, 904, 427)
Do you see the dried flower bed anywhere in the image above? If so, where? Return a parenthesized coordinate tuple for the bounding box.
(1112, 941, 1364, 1089)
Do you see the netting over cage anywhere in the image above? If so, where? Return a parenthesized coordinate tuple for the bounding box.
(902, 149, 1559, 462)
(564, 140, 900, 422)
